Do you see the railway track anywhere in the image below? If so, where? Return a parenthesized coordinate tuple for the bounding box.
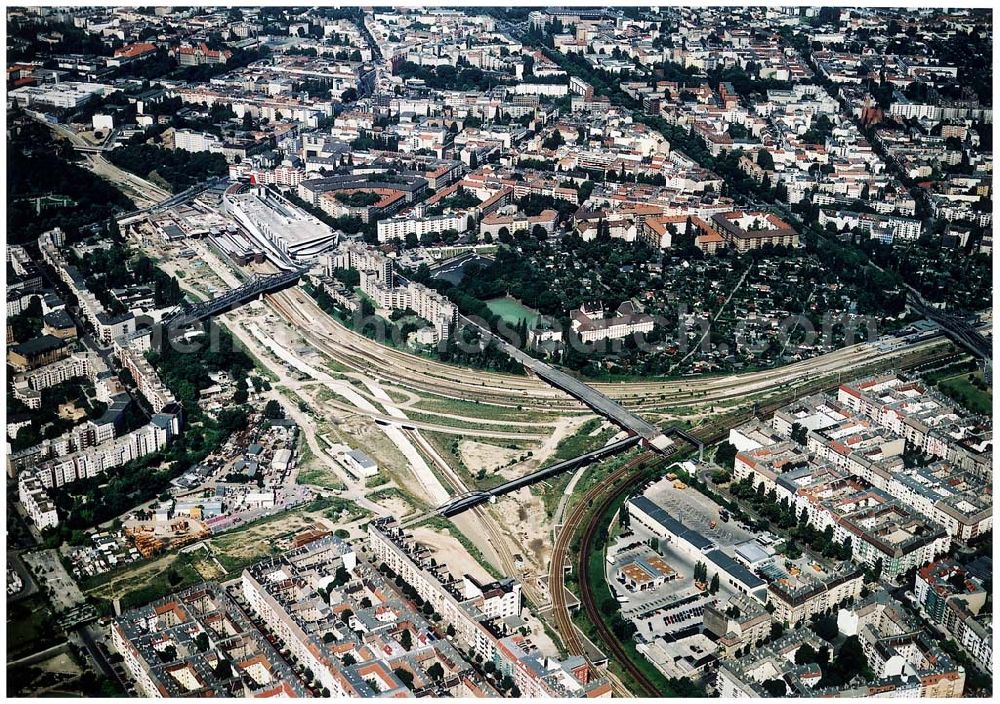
(548, 451, 660, 696)
(576, 458, 667, 698)
(686, 346, 960, 445)
(546, 344, 960, 697)
(265, 290, 581, 413)
(265, 287, 952, 417)
(405, 430, 546, 606)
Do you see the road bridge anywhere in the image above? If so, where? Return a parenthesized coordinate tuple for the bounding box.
(420, 435, 642, 520)
(163, 268, 306, 332)
(453, 313, 673, 451)
(907, 292, 991, 362)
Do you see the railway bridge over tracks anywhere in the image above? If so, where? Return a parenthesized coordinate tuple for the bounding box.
(162, 268, 306, 332)
(404, 435, 642, 524)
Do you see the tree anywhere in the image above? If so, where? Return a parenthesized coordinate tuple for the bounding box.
(263, 399, 285, 419)
(709, 573, 720, 594)
(871, 558, 884, 583)
(400, 628, 412, 650)
(542, 130, 565, 150)
(795, 643, 817, 665)
(811, 613, 839, 642)
(790, 422, 808, 445)
(427, 662, 445, 680)
(762, 679, 787, 697)
(394, 668, 415, 690)
(194, 632, 209, 652)
(213, 659, 233, 679)
(446, 624, 456, 637)
(714, 441, 738, 469)
(757, 149, 775, 171)
(341, 88, 358, 103)
(342, 653, 356, 666)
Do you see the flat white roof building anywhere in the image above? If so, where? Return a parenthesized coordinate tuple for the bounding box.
(223, 185, 338, 265)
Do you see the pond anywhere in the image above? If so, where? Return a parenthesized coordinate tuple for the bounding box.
(486, 296, 541, 326)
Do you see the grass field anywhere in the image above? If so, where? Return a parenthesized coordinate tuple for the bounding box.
(412, 394, 550, 424)
(486, 296, 541, 326)
(550, 418, 616, 462)
(296, 466, 347, 491)
(936, 371, 992, 415)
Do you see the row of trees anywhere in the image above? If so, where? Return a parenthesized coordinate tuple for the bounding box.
(106, 143, 228, 193)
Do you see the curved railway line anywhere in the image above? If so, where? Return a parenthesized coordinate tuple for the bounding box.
(546, 345, 957, 697)
(548, 452, 662, 697)
(265, 287, 952, 420)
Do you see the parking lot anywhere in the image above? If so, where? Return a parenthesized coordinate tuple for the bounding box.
(607, 477, 764, 633)
(645, 478, 757, 551)
(22, 549, 87, 613)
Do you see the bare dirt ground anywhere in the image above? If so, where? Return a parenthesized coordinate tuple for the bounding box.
(458, 440, 524, 474)
(37, 652, 82, 676)
(410, 526, 493, 583)
(209, 512, 315, 563)
(373, 494, 415, 519)
(531, 415, 593, 467)
(489, 488, 552, 574)
(85, 552, 176, 602)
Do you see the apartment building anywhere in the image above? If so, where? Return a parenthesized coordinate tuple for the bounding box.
(112, 583, 306, 697)
(31, 420, 174, 490)
(176, 43, 232, 66)
(114, 338, 178, 413)
(376, 211, 469, 243)
(38, 228, 137, 345)
(479, 209, 558, 239)
(719, 593, 965, 698)
(240, 535, 491, 697)
(18, 473, 59, 530)
(914, 559, 988, 631)
(702, 593, 773, 657)
(708, 211, 800, 253)
(838, 375, 992, 479)
(570, 301, 655, 343)
(173, 128, 222, 153)
(766, 567, 864, 628)
(367, 518, 611, 698)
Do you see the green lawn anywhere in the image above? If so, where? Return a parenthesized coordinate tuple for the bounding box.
(936, 371, 992, 415)
(486, 296, 541, 326)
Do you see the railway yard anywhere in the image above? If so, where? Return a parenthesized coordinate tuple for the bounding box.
(7, 6, 993, 699)
(121, 216, 965, 697)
